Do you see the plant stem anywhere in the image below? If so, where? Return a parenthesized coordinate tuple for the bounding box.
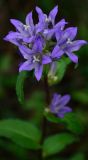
(40, 75, 50, 159)
(44, 75, 50, 105)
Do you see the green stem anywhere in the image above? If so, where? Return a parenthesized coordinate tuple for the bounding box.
(40, 75, 50, 159)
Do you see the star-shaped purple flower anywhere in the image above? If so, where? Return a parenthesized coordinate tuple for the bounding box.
(36, 6, 67, 40)
(50, 93, 72, 118)
(4, 5, 87, 81)
(56, 27, 87, 63)
(4, 11, 35, 46)
(19, 36, 52, 81)
(36, 5, 58, 32)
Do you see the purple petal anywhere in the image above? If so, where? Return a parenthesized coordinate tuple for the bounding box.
(36, 23, 45, 33)
(55, 30, 62, 42)
(67, 40, 87, 52)
(66, 52, 78, 63)
(51, 93, 61, 106)
(55, 19, 67, 31)
(42, 55, 52, 64)
(10, 19, 24, 33)
(50, 104, 56, 113)
(57, 107, 72, 118)
(59, 27, 77, 45)
(25, 12, 34, 29)
(33, 36, 44, 53)
(51, 45, 64, 58)
(19, 45, 33, 59)
(57, 113, 65, 118)
(34, 63, 43, 81)
(50, 94, 61, 113)
(55, 19, 67, 41)
(23, 36, 35, 43)
(60, 95, 71, 106)
(36, 6, 46, 23)
(43, 29, 55, 40)
(4, 31, 22, 46)
(19, 60, 34, 72)
(64, 27, 77, 41)
(49, 6, 58, 25)
(4, 31, 22, 39)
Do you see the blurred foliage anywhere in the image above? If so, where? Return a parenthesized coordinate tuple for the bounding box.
(45, 112, 84, 135)
(43, 133, 78, 157)
(0, 0, 88, 159)
(0, 119, 41, 149)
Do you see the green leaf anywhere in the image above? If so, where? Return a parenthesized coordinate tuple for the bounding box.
(44, 111, 62, 124)
(56, 58, 71, 82)
(0, 119, 41, 149)
(48, 57, 71, 85)
(43, 133, 77, 157)
(63, 113, 84, 135)
(45, 112, 84, 135)
(16, 71, 28, 104)
(70, 153, 85, 160)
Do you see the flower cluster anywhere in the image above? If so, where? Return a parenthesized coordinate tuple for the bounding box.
(4, 6, 87, 81)
(50, 93, 72, 118)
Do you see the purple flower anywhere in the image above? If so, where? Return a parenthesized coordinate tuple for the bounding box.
(36, 6, 67, 40)
(50, 93, 72, 118)
(56, 27, 87, 63)
(36, 6, 58, 32)
(4, 5, 87, 81)
(19, 36, 52, 81)
(4, 12, 35, 46)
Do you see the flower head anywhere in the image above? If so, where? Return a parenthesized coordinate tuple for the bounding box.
(50, 93, 72, 118)
(4, 5, 87, 81)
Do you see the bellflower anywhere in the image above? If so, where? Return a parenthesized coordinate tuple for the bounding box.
(4, 5, 87, 81)
(4, 12, 35, 46)
(50, 93, 72, 118)
(19, 36, 52, 81)
(36, 6, 67, 40)
(55, 27, 87, 63)
(36, 6, 58, 32)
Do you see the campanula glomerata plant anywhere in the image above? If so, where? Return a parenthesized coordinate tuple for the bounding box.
(2, 5, 87, 159)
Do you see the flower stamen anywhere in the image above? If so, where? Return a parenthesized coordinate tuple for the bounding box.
(33, 55, 40, 63)
(24, 25, 30, 31)
(67, 38, 73, 44)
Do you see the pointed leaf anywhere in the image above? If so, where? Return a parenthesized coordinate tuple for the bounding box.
(0, 119, 41, 149)
(63, 113, 84, 134)
(16, 71, 28, 104)
(43, 133, 78, 157)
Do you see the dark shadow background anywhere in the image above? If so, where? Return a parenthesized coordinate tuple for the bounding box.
(0, 0, 88, 159)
